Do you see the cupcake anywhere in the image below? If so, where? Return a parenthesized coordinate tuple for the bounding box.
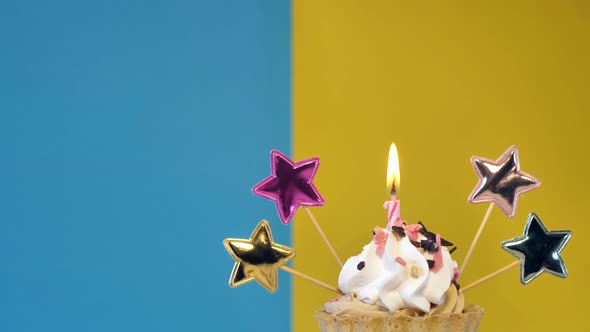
(314, 223, 484, 332)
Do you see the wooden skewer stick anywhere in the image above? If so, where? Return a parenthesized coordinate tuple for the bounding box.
(460, 261, 519, 293)
(303, 207, 343, 267)
(459, 203, 494, 276)
(280, 266, 343, 295)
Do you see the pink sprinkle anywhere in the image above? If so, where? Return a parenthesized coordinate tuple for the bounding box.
(373, 230, 388, 256)
(405, 224, 423, 241)
(395, 257, 407, 266)
(431, 234, 443, 272)
(453, 267, 460, 281)
(405, 224, 422, 233)
(374, 231, 388, 244)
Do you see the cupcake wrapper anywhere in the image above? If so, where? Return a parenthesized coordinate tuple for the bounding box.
(314, 305, 484, 332)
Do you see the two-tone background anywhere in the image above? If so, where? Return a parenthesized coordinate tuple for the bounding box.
(0, 1, 588, 331)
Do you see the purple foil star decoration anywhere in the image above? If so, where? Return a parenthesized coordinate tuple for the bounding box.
(468, 145, 541, 218)
(253, 150, 325, 224)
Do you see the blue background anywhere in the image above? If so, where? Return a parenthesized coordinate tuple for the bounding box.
(0, 1, 291, 331)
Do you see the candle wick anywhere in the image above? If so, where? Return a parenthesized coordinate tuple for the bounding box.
(390, 184, 397, 196)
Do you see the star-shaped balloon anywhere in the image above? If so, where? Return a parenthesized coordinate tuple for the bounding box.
(501, 212, 572, 285)
(468, 145, 541, 218)
(253, 150, 324, 224)
(223, 220, 296, 293)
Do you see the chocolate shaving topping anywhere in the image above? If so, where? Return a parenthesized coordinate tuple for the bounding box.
(418, 221, 429, 235)
(421, 239, 439, 252)
(416, 221, 454, 246)
(391, 226, 406, 237)
(372, 230, 376, 235)
(449, 246, 457, 254)
(452, 280, 461, 290)
(440, 238, 453, 246)
(427, 259, 435, 269)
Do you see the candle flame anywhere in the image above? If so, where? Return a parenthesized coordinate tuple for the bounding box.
(386, 142, 400, 194)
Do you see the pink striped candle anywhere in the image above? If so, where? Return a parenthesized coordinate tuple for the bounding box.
(384, 196, 402, 229)
(385, 142, 402, 229)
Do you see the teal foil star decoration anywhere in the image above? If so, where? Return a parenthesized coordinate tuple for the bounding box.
(501, 212, 572, 285)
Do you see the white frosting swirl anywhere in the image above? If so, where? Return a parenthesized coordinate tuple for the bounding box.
(338, 229, 456, 313)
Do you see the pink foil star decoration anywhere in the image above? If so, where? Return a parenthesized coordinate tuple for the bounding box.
(253, 150, 325, 224)
(468, 145, 541, 218)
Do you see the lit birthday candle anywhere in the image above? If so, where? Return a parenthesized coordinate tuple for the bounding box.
(384, 142, 402, 229)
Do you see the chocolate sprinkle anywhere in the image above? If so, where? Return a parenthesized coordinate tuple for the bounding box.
(449, 246, 457, 254)
(427, 259, 435, 269)
(357, 261, 365, 270)
(453, 280, 461, 290)
(410, 240, 421, 247)
(391, 226, 406, 237)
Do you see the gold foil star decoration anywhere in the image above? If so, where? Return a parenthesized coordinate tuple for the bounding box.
(223, 220, 296, 293)
(468, 145, 541, 218)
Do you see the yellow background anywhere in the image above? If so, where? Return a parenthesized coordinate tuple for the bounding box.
(293, 1, 589, 331)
